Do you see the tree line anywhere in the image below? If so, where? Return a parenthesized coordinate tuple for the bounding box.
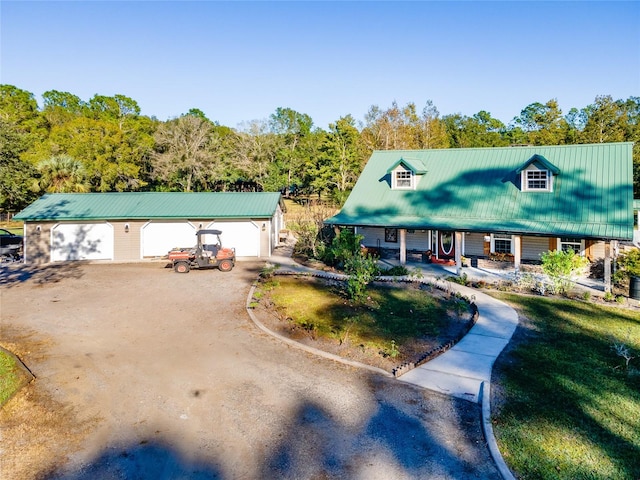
(1, 84, 638, 213)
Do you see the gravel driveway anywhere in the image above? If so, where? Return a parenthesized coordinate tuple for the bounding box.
(0, 261, 499, 479)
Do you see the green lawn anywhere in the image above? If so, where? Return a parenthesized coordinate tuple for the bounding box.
(492, 294, 640, 480)
(0, 348, 32, 407)
(0, 221, 23, 236)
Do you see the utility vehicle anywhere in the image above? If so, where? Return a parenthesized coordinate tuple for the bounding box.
(168, 229, 235, 273)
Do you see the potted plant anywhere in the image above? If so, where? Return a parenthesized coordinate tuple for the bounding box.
(616, 250, 640, 299)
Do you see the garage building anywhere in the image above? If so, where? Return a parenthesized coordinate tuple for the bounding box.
(14, 192, 285, 263)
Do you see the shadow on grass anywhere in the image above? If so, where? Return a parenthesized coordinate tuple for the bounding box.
(492, 294, 640, 479)
(0, 262, 84, 288)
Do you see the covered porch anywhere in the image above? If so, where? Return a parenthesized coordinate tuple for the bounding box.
(355, 226, 618, 294)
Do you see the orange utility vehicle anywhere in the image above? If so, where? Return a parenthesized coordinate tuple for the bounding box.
(168, 229, 235, 273)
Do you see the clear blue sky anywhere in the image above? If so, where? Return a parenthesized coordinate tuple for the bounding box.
(1, 1, 639, 130)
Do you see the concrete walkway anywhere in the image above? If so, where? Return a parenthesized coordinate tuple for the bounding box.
(397, 279, 518, 403)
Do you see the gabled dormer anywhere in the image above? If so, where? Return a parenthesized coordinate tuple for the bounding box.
(387, 158, 427, 190)
(516, 154, 560, 192)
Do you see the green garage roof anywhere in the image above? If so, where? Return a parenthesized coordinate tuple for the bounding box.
(326, 143, 634, 240)
(14, 192, 282, 221)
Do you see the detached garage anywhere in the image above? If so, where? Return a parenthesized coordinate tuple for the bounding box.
(14, 192, 285, 264)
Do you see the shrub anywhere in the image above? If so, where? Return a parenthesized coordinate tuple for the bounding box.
(614, 249, 640, 284)
(541, 249, 589, 295)
(322, 229, 364, 268)
(344, 253, 378, 302)
(380, 265, 408, 277)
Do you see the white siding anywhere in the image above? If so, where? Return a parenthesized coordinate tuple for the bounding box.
(357, 227, 431, 251)
(521, 236, 549, 261)
(465, 233, 486, 256)
(405, 230, 431, 250)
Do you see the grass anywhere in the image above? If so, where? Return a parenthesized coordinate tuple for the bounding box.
(0, 220, 23, 236)
(261, 276, 464, 358)
(491, 294, 640, 480)
(0, 348, 32, 407)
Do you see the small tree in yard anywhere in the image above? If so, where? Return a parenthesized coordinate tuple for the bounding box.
(541, 249, 590, 295)
(322, 229, 362, 268)
(323, 229, 379, 302)
(344, 253, 379, 302)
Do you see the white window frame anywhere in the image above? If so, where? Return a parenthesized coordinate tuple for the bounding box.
(522, 167, 553, 192)
(393, 166, 414, 190)
(491, 234, 513, 254)
(558, 237, 585, 255)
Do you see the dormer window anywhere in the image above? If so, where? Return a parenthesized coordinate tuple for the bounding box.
(525, 169, 550, 191)
(387, 157, 426, 190)
(394, 168, 413, 189)
(516, 154, 559, 193)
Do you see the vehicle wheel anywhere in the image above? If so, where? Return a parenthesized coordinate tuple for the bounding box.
(174, 261, 190, 273)
(218, 259, 233, 272)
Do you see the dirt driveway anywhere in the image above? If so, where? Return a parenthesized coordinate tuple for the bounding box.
(0, 261, 499, 479)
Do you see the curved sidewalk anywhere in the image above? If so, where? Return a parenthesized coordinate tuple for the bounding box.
(397, 279, 518, 403)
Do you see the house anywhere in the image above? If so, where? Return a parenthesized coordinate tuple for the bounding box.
(14, 192, 285, 263)
(325, 142, 635, 292)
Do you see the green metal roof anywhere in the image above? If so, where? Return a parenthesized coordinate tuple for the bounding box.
(386, 157, 428, 175)
(515, 154, 560, 175)
(326, 143, 634, 240)
(14, 192, 282, 221)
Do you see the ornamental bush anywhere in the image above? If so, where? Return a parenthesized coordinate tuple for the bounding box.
(614, 249, 640, 284)
(323, 229, 363, 268)
(541, 249, 589, 295)
(344, 253, 379, 302)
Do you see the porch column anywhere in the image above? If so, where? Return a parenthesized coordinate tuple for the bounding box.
(604, 241, 611, 294)
(513, 235, 522, 272)
(399, 228, 407, 265)
(455, 231, 462, 275)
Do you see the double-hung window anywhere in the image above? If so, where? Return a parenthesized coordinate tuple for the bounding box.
(522, 169, 552, 191)
(493, 234, 512, 254)
(560, 237, 582, 254)
(395, 170, 413, 189)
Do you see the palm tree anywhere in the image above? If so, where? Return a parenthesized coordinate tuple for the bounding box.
(33, 155, 90, 193)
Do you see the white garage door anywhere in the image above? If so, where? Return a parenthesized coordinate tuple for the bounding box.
(51, 222, 114, 262)
(141, 222, 197, 257)
(209, 221, 259, 257)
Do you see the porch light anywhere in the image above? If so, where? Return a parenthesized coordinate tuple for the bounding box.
(262, 223, 266, 231)
(35, 225, 41, 235)
(484, 235, 491, 242)
(124, 223, 130, 233)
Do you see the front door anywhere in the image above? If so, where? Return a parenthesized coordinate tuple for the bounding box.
(438, 231, 455, 259)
